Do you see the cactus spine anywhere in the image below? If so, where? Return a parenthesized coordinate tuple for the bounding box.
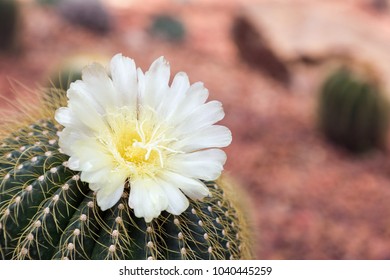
(318, 66, 389, 153)
(0, 89, 253, 260)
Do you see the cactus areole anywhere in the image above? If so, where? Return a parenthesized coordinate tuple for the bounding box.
(0, 54, 252, 260)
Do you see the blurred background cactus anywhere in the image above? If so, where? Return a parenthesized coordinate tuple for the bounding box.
(149, 14, 186, 42)
(0, 0, 20, 52)
(318, 66, 390, 153)
(35, 0, 60, 6)
(57, 0, 112, 34)
(370, 0, 388, 11)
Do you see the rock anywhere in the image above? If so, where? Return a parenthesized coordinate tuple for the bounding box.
(232, 1, 390, 93)
(232, 14, 290, 85)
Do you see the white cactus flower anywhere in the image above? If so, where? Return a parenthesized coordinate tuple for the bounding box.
(55, 54, 232, 222)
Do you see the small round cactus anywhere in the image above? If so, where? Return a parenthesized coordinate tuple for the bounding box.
(35, 0, 60, 5)
(149, 14, 186, 42)
(57, 0, 112, 34)
(318, 66, 390, 153)
(371, 0, 388, 11)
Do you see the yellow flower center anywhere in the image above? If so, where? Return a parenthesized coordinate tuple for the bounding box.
(103, 107, 181, 178)
(115, 120, 161, 166)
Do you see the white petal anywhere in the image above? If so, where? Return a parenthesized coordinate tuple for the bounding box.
(168, 149, 226, 181)
(81, 63, 121, 110)
(70, 138, 113, 171)
(168, 82, 209, 124)
(173, 100, 225, 136)
(67, 81, 104, 114)
(79, 157, 121, 184)
(128, 178, 168, 222)
(68, 156, 80, 170)
(139, 56, 170, 111)
(137, 67, 145, 100)
(171, 72, 190, 96)
(56, 129, 74, 155)
(161, 171, 210, 200)
(68, 97, 108, 133)
(93, 168, 128, 210)
(160, 182, 189, 215)
(55, 107, 91, 135)
(55, 107, 72, 127)
(57, 128, 90, 155)
(183, 82, 209, 107)
(88, 182, 100, 191)
(172, 125, 232, 152)
(157, 72, 190, 120)
(81, 168, 111, 184)
(110, 53, 138, 109)
(96, 183, 125, 211)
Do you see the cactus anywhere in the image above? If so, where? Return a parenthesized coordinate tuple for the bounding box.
(0, 89, 253, 260)
(149, 15, 186, 42)
(36, 0, 60, 5)
(0, 0, 20, 52)
(50, 67, 82, 92)
(371, 0, 388, 11)
(318, 66, 389, 153)
(57, 0, 112, 34)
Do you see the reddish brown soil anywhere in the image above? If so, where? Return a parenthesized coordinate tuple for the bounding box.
(2, 0, 390, 259)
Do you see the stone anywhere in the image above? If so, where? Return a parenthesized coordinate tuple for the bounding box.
(232, 1, 390, 93)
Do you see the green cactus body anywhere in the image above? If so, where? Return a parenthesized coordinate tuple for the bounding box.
(0, 105, 252, 259)
(319, 67, 389, 153)
(51, 68, 82, 92)
(36, 0, 60, 6)
(0, 0, 19, 52)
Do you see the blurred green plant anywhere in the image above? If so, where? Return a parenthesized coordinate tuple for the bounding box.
(0, 0, 20, 52)
(319, 66, 390, 153)
(36, 0, 60, 5)
(149, 14, 186, 42)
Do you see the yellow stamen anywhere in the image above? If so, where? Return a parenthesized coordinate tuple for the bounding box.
(102, 107, 182, 179)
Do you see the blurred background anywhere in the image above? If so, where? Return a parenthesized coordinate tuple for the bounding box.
(2, 0, 390, 259)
